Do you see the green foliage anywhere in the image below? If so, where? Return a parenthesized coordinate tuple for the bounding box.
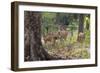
(41, 12, 90, 59)
(42, 12, 56, 24)
(56, 13, 69, 26)
(84, 30, 90, 48)
(84, 15, 90, 30)
(68, 48, 90, 59)
(41, 12, 58, 35)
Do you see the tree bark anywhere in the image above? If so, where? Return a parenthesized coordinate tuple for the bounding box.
(24, 11, 61, 61)
(77, 14, 85, 42)
(78, 14, 84, 33)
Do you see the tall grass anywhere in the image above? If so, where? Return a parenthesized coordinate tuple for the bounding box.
(42, 30, 90, 59)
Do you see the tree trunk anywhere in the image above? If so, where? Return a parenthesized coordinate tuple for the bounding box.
(77, 14, 85, 42)
(24, 11, 61, 61)
(78, 14, 84, 33)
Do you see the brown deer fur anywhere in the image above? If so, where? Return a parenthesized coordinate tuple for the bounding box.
(77, 32, 85, 42)
(42, 30, 68, 44)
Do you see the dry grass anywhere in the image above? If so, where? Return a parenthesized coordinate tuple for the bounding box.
(43, 31, 90, 60)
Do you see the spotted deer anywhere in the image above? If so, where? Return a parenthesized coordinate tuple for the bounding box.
(58, 30, 68, 40)
(77, 32, 85, 42)
(41, 30, 68, 44)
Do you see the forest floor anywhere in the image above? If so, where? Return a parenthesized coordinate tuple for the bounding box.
(43, 30, 90, 60)
(45, 42, 90, 60)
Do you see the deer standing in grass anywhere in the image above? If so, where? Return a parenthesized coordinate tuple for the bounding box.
(42, 30, 68, 45)
(58, 30, 68, 40)
(77, 32, 85, 43)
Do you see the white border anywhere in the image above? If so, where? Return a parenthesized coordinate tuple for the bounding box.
(19, 5, 96, 68)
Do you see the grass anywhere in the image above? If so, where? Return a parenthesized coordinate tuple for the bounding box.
(42, 30, 90, 60)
